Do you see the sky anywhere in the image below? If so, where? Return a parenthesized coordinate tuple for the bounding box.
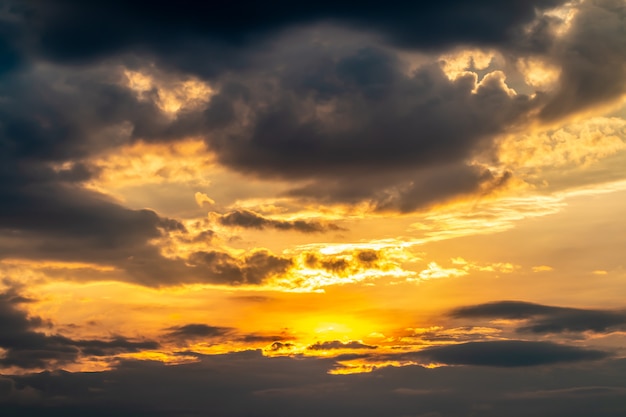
(1, 0, 626, 416)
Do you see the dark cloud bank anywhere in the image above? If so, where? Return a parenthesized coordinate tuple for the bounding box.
(0, 2, 625, 415)
(0, 0, 623, 287)
(0, 287, 624, 416)
(1, 350, 625, 417)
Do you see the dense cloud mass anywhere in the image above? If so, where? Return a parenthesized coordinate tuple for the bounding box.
(20, 0, 569, 64)
(539, 0, 626, 120)
(1, 1, 626, 415)
(0, 0, 624, 282)
(0, 351, 625, 417)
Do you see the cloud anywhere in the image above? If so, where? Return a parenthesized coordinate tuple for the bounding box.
(266, 342, 295, 352)
(7, 10, 539, 216)
(0, 64, 203, 287)
(188, 249, 293, 285)
(200, 45, 530, 211)
(0, 286, 158, 369)
(217, 209, 344, 233)
(451, 300, 562, 319)
(194, 192, 215, 207)
(539, 0, 626, 120)
(164, 324, 231, 341)
(0, 0, 622, 294)
(20, 0, 569, 67)
(450, 301, 626, 334)
(509, 386, 626, 399)
(0, 1, 622, 263)
(0, 62, 292, 287)
(163, 323, 287, 347)
(411, 340, 609, 367)
(307, 340, 377, 350)
(1, 351, 625, 417)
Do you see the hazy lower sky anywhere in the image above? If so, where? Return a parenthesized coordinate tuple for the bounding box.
(1, 1, 626, 416)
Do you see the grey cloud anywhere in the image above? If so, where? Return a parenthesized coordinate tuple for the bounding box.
(188, 249, 293, 285)
(518, 311, 626, 334)
(71, 338, 158, 357)
(201, 46, 533, 210)
(451, 301, 626, 334)
(0, 0, 622, 291)
(0, 64, 204, 287)
(1, 351, 624, 417)
(164, 323, 287, 346)
(451, 300, 563, 319)
(410, 340, 609, 367)
(164, 324, 231, 341)
(509, 386, 626, 399)
(307, 340, 377, 350)
(19, 0, 569, 69)
(356, 250, 378, 264)
(303, 249, 384, 274)
(540, 0, 626, 121)
(237, 334, 287, 343)
(267, 342, 295, 352)
(0, 287, 158, 369)
(0, 64, 289, 287)
(217, 209, 344, 233)
(320, 258, 350, 274)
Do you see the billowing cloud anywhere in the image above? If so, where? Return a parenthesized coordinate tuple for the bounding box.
(0, 2, 623, 290)
(539, 0, 626, 120)
(200, 47, 528, 211)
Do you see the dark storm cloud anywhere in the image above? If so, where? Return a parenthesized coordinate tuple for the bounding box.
(0, 287, 158, 369)
(2, 351, 625, 417)
(0, 64, 166, 163)
(307, 340, 377, 350)
(0, 65, 298, 287)
(0, 64, 205, 286)
(201, 47, 529, 210)
(20, 0, 568, 67)
(217, 209, 344, 233)
(451, 301, 626, 334)
(0, 0, 622, 286)
(3, 0, 585, 216)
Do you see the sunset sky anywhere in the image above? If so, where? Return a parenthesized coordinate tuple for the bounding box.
(1, 1, 626, 416)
